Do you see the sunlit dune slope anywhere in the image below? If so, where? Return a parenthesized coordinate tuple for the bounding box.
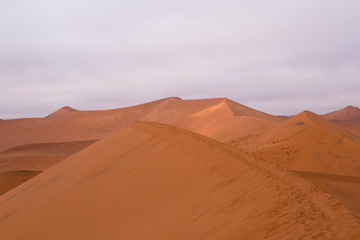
(196, 116, 277, 142)
(0, 97, 282, 152)
(0, 122, 359, 239)
(324, 105, 360, 137)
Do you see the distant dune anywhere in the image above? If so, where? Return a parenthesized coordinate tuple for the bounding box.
(0, 97, 283, 152)
(324, 105, 360, 137)
(0, 122, 359, 239)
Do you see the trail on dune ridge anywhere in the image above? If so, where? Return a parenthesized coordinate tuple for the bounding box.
(0, 122, 359, 239)
(228, 110, 360, 223)
(230, 111, 360, 176)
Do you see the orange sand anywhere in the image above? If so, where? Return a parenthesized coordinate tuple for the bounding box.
(231, 111, 360, 176)
(0, 140, 96, 195)
(0, 122, 359, 239)
(0, 171, 40, 196)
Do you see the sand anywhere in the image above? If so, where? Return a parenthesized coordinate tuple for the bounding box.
(0, 122, 359, 239)
(231, 111, 360, 176)
(0, 140, 96, 195)
(295, 170, 360, 222)
(229, 110, 360, 222)
(0, 140, 97, 172)
(0, 171, 40, 196)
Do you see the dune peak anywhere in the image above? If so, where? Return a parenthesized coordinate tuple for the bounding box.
(59, 106, 78, 112)
(344, 105, 358, 110)
(324, 105, 360, 121)
(163, 96, 183, 101)
(46, 106, 78, 119)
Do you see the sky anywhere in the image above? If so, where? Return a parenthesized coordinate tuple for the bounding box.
(1, 0, 360, 119)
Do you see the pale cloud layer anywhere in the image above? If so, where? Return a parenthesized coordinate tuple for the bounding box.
(1, 0, 359, 118)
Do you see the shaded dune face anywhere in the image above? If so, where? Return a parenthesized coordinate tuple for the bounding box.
(0, 122, 359, 239)
(0, 171, 40, 196)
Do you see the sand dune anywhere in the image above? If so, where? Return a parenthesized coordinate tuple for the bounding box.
(231, 111, 360, 176)
(324, 105, 360, 137)
(196, 116, 278, 142)
(324, 106, 360, 121)
(0, 122, 359, 239)
(228, 111, 360, 220)
(0, 98, 282, 197)
(0, 97, 282, 152)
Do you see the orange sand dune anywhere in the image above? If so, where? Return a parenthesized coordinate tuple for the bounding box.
(0, 122, 359, 239)
(196, 116, 278, 142)
(247, 111, 360, 176)
(0, 98, 281, 198)
(324, 105, 360, 137)
(228, 111, 360, 219)
(0, 97, 282, 152)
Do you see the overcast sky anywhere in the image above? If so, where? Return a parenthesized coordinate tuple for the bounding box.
(1, 0, 359, 119)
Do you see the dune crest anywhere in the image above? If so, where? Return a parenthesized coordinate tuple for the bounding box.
(45, 106, 78, 119)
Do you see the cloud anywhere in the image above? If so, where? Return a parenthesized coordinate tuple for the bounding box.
(1, 0, 360, 118)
